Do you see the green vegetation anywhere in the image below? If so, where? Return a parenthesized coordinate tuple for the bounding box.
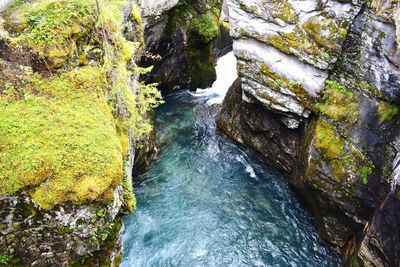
(315, 120, 344, 161)
(122, 176, 136, 213)
(0, 0, 162, 209)
(0, 254, 10, 264)
(97, 208, 106, 218)
(358, 81, 385, 99)
(0, 67, 124, 208)
(361, 165, 373, 185)
(377, 102, 399, 124)
(313, 120, 373, 184)
(168, 0, 222, 43)
(317, 80, 359, 124)
(10, 0, 96, 67)
(189, 11, 220, 43)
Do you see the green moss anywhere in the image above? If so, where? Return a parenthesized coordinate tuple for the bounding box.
(358, 81, 385, 99)
(0, 254, 10, 264)
(361, 165, 372, 184)
(317, 80, 359, 124)
(0, 0, 162, 209)
(314, 120, 344, 160)
(0, 68, 123, 209)
(377, 102, 399, 124)
(122, 176, 136, 213)
(9, 0, 97, 67)
(313, 120, 374, 183)
(189, 11, 220, 43)
(166, 0, 223, 41)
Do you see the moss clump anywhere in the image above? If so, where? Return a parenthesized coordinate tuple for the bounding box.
(0, 0, 162, 209)
(122, 176, 136, 213)
(167, 0, 222, 43)
(9, 0, 97, 67)
(358, 81, 385, 99)
(361, 165, 372, 184)
(189, 11, 220, 43)
(377, 102, 399, 124)
(315, 120, 344, 160)
(0, 67, 123, 209)
(317, 80, 359, 124)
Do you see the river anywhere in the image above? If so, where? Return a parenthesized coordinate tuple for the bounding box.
(121, 53, 340, 267)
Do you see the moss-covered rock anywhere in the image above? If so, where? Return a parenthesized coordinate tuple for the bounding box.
(0, 0, 162, 264)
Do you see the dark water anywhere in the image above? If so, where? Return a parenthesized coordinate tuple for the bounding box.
(121, 92, 340, 267)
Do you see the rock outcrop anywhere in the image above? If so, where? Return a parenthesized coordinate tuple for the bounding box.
(217, 0, 400, 265)
(0, 0, 160, 265)
(140, 0, 232, 93)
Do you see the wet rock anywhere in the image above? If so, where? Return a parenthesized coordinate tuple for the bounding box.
(217, 79, 304, 176)
(0, 188, 124, 266)
(219, 0, 400, 265)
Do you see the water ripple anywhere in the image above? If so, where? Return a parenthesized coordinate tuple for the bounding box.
(122, 92, 340, 267)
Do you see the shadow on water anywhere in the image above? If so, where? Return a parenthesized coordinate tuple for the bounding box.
(121, 91, 341, 267)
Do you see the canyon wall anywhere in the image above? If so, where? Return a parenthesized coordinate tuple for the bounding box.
(0, 0, 160, 265)
(217, 0, 400, 265)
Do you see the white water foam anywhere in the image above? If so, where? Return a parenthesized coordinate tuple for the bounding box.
(235, 155, 258, 179)
(192, 51, 238, 105)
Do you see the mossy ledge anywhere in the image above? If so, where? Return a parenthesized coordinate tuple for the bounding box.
(0, 0, 162, 209)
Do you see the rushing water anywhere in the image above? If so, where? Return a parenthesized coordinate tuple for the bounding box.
(121, 89, 340, 266)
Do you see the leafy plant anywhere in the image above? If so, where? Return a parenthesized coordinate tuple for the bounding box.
(96, 208, 106, 218)
(0, 254, 10, 264)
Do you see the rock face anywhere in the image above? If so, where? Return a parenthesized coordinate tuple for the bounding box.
(140, 0, 232, 93)
(218, 0, 400, 265)
(0, 188, 125, 266)
(140, 0, 179, 17)
(0, 0, 160, 265)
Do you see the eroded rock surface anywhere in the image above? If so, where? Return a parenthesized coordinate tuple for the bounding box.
(218, 0, 400, 265)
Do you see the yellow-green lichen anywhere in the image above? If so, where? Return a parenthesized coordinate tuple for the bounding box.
(312, 120, 374, 183)
(377, 102, 399, 124)
(257, 63, 315, 109)
(267, 0, 299, 24)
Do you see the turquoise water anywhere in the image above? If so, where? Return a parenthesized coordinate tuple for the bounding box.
(121, 92, 340, 266)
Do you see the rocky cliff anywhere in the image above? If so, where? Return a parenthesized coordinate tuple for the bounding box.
(217, 0, 400, 265)
(140, 0, 232, 93)
(0, 0, 161, 265)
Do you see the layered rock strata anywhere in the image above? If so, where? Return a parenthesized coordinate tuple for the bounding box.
(218, 0, 400, 265)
